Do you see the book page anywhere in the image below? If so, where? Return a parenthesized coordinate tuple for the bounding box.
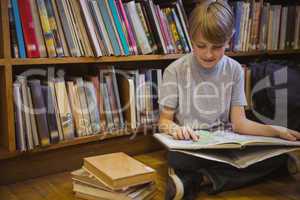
(154, 130, 300, 150)
(154, 131, 241, 150)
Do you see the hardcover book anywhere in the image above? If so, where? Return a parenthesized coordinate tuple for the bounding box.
(83, 152, 156, 190)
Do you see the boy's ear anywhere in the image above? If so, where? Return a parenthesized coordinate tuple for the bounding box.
(225, 42, 230, 49)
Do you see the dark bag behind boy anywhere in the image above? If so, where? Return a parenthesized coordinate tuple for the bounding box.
(250, 60, 300, 131)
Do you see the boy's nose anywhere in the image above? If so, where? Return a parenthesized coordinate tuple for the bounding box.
(204, 50, 214, 59)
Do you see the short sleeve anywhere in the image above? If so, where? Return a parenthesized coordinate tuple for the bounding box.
(158, 67, 178, 109)
(231, 65, 247, 107)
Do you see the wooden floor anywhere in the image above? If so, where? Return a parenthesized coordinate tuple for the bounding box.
(1, 150, 300, 200)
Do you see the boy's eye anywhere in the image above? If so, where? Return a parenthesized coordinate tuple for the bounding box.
(196, 45, 206, 48)
(212, 45, 224, 49)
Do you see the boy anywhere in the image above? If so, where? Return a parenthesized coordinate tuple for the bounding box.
(158, 0, 300, 199)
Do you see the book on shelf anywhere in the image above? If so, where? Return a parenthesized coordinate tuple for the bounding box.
(27, 79, 51, 147)
(66, 81, 86, 137)
(12, 66, 160, 151)
(73, 77, 93, 136)
(154, 130, 300, 150)
(54, 78, 75, 140)
(231, 1, 300, 52)
(8, 0, 192, 58)
(41, 85, 60, 143)
(13, 83, 27, 151)
(83, 152, 156, 190)
(85, 81, 101, 134)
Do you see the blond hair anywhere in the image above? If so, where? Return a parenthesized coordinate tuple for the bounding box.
(188, 0, 234, 44)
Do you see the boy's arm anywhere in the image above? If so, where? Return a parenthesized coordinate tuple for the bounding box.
(230, 106, 300, 141)
(158, 106, 198, 141)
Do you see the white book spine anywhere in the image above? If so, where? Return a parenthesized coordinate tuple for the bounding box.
(79, 0, 102, 57)
(126, 1, 152, 55)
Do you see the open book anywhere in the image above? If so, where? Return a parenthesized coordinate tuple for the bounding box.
(154, 130, 300, 150)
(154, 130, 300, 168)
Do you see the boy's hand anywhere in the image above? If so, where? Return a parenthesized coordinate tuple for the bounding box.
(170, 126, 199, 141)
(272, 125, 300, 141)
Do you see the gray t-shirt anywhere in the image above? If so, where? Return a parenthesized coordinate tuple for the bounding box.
(158, 53, 247, 129)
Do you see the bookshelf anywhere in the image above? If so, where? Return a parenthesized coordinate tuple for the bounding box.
(0, 0, 299, 184)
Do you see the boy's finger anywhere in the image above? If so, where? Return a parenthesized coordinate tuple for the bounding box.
(282, 133, 297, 141)
(291, 130, 300, 139)
(176, 129, 184, 140)
(190, 132, 199, 141)
(172, 132, 179, 140)
(182, 128, 191, 140)
(186, 128, 198, 141)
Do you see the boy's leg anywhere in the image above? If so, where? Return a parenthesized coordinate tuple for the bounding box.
(167, 151, 289, 195)
(165, 151, 204, 200)
(287, 150, 300, 175)
(199, 154, 288, 194)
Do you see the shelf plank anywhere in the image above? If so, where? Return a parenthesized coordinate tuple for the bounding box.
(0, 126, 155, 160)
(9, 50, 300, 66)
(11, 54, 183, 65)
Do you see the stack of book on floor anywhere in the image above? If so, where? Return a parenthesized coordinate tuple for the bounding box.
(71, 152, 157, 200)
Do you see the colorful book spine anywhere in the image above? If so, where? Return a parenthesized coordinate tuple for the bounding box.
(85, 81, 101, 134)
(11, 0, 26, 58)
(108, 0, 130, 56)
(75, 78, 93, 135)
(55, 0, 80, 57)
(175, 3, 192, 51)
(104, 0, 124, 55)
(88, 0, 111, 56)
(54, 79, 75, 140)
(79, 0, 103, 57)
(136, 2, 158, 53)
(97, 0, 121, 56)
(125, 1, 152, 55)
(155, 5, 172, 53)
(36, 0, 57, 57)
(101, 82, 115, 131)
(171, 8, 189, 53)
(29, 0, 48, 57)
(17, 77, 35, 150)
(66, 81, 86, 137)
(88, 76, 106, 131)
(115, 0, 138, 54)
(48, 80, 64, 141)
(13, 83, 27, 151)
(44, 0, 64, 57)
(164, 8, 183, 53)
(27, 79, 51, 146)
(50, 0, 70, 56)
(8, 0, 19, 58)
(105, 75, 120, 129)
(41, 85, 60, 143)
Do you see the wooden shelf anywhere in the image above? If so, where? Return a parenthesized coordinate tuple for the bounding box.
(0, 58, 6, 66)
(0, 125, 155, 160)
(227, 49, 300, 56)
(10, 54, 183, 66)
(8, 50, 300, 66)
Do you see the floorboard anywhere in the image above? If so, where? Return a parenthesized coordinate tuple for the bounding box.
(0, 151, 299, 200)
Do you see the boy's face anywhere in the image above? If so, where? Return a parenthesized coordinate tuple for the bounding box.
(192, 32, 228, 69)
